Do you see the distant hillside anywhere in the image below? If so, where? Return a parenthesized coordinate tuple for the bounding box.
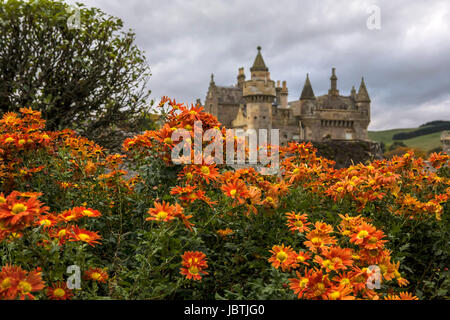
(368, 121, 448, 152)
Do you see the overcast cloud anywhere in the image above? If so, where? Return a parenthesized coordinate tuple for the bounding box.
(68, 0, 450, 130)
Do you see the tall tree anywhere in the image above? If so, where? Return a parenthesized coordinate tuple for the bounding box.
(0, 0, 153, 149)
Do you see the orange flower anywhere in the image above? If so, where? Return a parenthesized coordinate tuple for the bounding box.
(180, 251, 208, 281)
(221, 179, 249, 205)
(295, 251, 311, 266)
(326, 285, 355, 300)
(194, 164, 220, 184)
(0, 191, 48, 231)
(289, 268, 315, 298)
(349, 223, 377, 245)
(217, 228, 234, 237)
(304, 223, 337, 253)
(47, 281, 73, 300)
(84, 268, 109, 283)
(268, 244, 298, 271)
(0, 265, 45, 300)
(285, 211, 311, 233)
(72, 207, 102, 218)
(49, 226, 72, 245)
(314, 246, 353, 271)
(384, 292, 418, 300)
(58, 208, 83, 222)
(146, 201, 179, 222)
(69, 226, 102, 247)
(35, 214, 58, 229)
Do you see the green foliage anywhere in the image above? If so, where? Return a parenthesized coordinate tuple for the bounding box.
(0, 0, 152, 150)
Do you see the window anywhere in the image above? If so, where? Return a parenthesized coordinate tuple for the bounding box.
(345, 132, 353, 140)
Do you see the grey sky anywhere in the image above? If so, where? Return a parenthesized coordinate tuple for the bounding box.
(68, 0, 450, 130)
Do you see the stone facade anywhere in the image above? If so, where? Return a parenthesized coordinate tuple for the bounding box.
(204, 47, 371, 145)
(441, 131, 450, 154)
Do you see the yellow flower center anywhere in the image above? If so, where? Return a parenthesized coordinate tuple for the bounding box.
(189, 110, 197, 115)
(40, 219, 52, 226)
(78, 233, 91, 241)
(4, 137, 14, 143)
(292, 168, 300, 174)
(18, 281, 32, 293)
(297, 255, 305, 262)
(91, 272, 102, 280)
(276, 251, 288, 262)
(340, 278, 350, 285)
(163, 137, 173, 144)
(53, 288, 66, 297)
(229, 189, 237, 196)
(300, 278, 309, 288)
(311, 237, 322, 245)
(368, 236, 378, 244)
(186, 173, 193, 180)
(316, 282, 325, 293)
(156, 211, 168, 220)
(188, 266, 199, 275)
(18, 139, 26, 145)
(357, 230, 369, 239)
(1, 277, 11, 289)
(42, 134, 50, 139)
(58, 229, 67, 237)
(294, 220, 303, 228)
(323, 259, 333, 269)
(266, 196, 273, 202)
(330, 291, 341, 300)
(184, 124, 192, 130)
(11, 203, 27, 215)
(82, 210, 94, 216)
(0, 196, 6, 204)
(201, 166, 210, 175)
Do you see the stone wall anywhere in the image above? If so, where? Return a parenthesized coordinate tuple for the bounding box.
(311, 140, 383, 168)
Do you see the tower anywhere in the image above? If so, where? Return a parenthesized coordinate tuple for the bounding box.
(242, 46, 276, 130)
(237, 67, 245, 89)
(356, 77, 371, 117)
(279, 81, 288, 108)
(328, 67, 339, 96)
(356, 77, 371, 139)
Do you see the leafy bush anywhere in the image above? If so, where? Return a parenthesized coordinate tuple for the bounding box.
(0, 0, 153, 151)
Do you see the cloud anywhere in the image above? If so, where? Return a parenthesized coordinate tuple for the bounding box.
(68, 0, 450, 130)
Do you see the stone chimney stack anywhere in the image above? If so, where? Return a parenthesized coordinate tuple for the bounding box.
(280, 80, 288, 108)
(275, 80, 281, 105)
(237, 67, 245, 88)
(351, 86, 356, 100)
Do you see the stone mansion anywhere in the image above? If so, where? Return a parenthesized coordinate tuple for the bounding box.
(203, 47, 371, 145)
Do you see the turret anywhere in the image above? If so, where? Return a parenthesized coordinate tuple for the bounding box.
(356, 77, 371, 126)
(242, 46, 276, 130)
(328, 67, 339, 95)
